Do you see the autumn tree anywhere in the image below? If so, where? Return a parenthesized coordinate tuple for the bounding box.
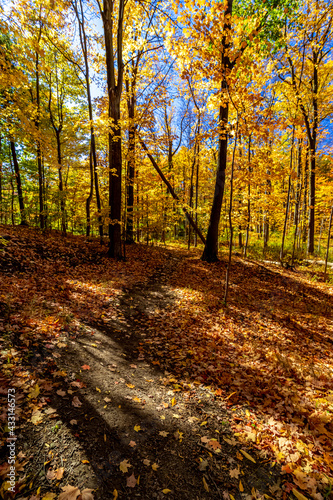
(277, 0, 333, 254)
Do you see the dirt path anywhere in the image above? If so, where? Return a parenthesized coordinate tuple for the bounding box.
(17, 250, 284, 500)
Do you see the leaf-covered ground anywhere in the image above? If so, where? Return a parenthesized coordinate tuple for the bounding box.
(0, 226, 332, 500)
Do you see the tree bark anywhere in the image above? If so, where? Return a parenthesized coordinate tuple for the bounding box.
(324, 204, 333, 282)
(55, 130, 66, 235)
(280, 125, 295, 262)
(224, 113, 239, 304)
(201, 0, 233, 262)
(10, 141, 27, 225)
(101, 0, 125, 259)
(0, 134, 2, 223)
(36, 47, 45, 230)
(86, 148, 94, 237)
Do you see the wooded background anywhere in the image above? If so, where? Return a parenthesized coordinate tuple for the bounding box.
(0, 0, 332, 263)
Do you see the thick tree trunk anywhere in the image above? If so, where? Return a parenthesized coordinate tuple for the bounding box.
(201, 0, 233, 262)
(201, 98, 229, 262)
(102, 0, 125, 259)
(10, 141, 27, 225)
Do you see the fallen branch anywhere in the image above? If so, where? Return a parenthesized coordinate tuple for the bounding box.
(138, 136, 206, 245)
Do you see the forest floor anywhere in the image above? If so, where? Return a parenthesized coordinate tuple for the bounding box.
(0, 226, 333, 500)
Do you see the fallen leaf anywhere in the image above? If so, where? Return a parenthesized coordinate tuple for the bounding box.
(31, 409, 43, 425)
(80, 488, 94, 499)
(119, 459, 132, 473)
(208, 439, 221, 451)
(104, 397, 111, 403)
(42, 493, 56, 500)
(28, 384, 40, 399)
(56, 467, 64, 480)
(126, 384, 135, 389)
(134, 425, 141, 432)
(81, 365, 90, 370)
(46, 468, 56, 480)
(126, 473, 136, 488)
(292, 489, 308, 500)
(203, 477, 209, 492)
(70, 381, 85, 389)
(113, 490, 118, 499)
(239, 480, 244, 492)
(152, 463, 159, 471)
(58, 485, 81, 500)
(72, 396, 82, 408)
(171, 397, 176, 406)
(143, 459, 151, 466)
(162, 489, 172, 494)
(81, 460, 89, 464)
(240, 449, 256, 463)
(57, 390, 66, 397)
(129, 441, 136, 447)
(230, 467, 240, 479)
(159, 431, 169, 437)
(198, 459, 209, 471)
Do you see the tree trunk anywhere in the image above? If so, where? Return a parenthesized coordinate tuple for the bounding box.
(224, 112, 238, 305)
(244, 136, 252, 258)
(308, 150, 315, 254)
(317, 217, 324, 253)
(201, 0, 233, 262)
(10, 141, 26, 225)
(36, 49, 45, 230)
(324, 204, 333, 282)
(194, 143, 200, 247)
(101, 0, 125, 259)
(55, 130, 66, 235)
(188, 150, 195, 250)
(302, 146, 309, 243)
(0, 134, 2, 223)
(125, 71, 137, 244)
(86, 148, 94, 237)
(280, 125, 295, 262)
(292, 141, 303, 264)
